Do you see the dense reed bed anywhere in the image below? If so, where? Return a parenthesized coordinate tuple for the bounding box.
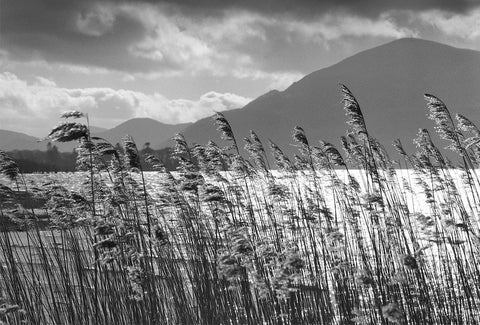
(2, 85, 480, 324)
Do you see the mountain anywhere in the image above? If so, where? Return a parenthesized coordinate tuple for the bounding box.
(93, 118, 192, 149)
(0, 130, 77, 152)
(89, 126, 107, 133)
(0, 130, 44, 151)
(1, 119, 190, 152)
(172, 38, 480, 160)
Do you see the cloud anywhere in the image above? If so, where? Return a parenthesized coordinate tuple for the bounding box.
(417, 8, 480, 39)
(76, 5, 116, 37)
(231, 69, 303, 91)
(1, 0, 479, 138)
(0, 0, 447, 77)
(152, 0, 478, 18)
(158, 91, 252, 122)
(0, 72, 251, 136)
(285, 13, 416, 41)
(124, 3, 217, 72)
(108, 5, 416, 83)
(1, 0, 479, 108)
(34, 76, 57, 87)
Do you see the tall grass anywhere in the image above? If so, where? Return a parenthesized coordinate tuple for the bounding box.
(1, 86, 480, 324)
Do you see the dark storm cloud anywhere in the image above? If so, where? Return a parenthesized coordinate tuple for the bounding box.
(0, 0, 185, 73)
(1, 0, 479, 75)
(150, 0, 478, 17)
(1, 0, 476, 43)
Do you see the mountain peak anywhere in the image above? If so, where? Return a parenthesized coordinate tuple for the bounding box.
(369, 37, 477, 55)
(109, 117, 192, 130)
(94, 118, 192, 148)
(4, 39, 480, 156)
(1, 118, 192, 152)
(177, 39, 480, 159)
(385, 37, 445, 45)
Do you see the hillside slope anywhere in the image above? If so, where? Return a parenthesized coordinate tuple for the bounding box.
(93, 118, 192, 149)
(0, 130, 76, 152)
(174, 38, 480, 159)
(1, 118, 191, 152)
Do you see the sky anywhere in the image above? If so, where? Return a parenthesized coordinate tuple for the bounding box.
(1, 0, 480, 137)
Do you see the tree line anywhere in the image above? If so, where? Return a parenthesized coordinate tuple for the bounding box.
(5, 142, 179, 173)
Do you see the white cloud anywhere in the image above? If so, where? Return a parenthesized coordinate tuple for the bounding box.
(0, 72, 252, 136)
(1, 53, 111, 76)
(123, 3, 217, 71)
(285, 12, 416, 41)
(34, 76, 57, 87)
(196, 11, 268, 43)
(1, 3, 420, 96)
(92, 5, 412, 93)
(417, 9, 480, 40)
(232, 69, 303, 91)
(116, 5, 414, 87)
(158, 91, 252, 122)
(123, 6, 413, 71)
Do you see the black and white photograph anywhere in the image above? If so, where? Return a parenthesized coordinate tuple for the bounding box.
(1, 0, 480, 324)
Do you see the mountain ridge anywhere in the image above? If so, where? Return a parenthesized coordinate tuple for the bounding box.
(170, 38, 480, 159)
(0, 118, 191, 152)
(3, 38, 480, 159)
(93, 118, 192, 148)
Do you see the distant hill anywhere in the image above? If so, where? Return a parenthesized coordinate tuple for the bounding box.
(171, 38, 480, 160)
(92, 118, 192, 149)
(0, 130, 76, 152)
(0, 130, 44, 151)
(5, 38, 480, 159)
(1, 119, 190, 152)
(89, 126, 107, 133)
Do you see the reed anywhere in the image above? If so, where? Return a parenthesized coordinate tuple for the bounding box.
(1, 87, 480, 324)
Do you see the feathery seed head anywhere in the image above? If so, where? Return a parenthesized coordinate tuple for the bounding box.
(145, 154, 167, 172)
(318, 140, 345, 166)
(60, 110, 85, 119)
(340, 84, 367, 137)
(44, 122, 88, 142)
(214, 112, 236, 145)
(269, 140, 294, 172)
(250, 130, 265, 154)
(425, 94, 463, 152)
(425, 94, 450, 125)
(123, 135, 141, 170)
(292, 126, 309, 147)
(393, 139, 407, 157)
(457, 114, 479, 134)
(0, 150, 20, 181)
(172, 133, 189, 157)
